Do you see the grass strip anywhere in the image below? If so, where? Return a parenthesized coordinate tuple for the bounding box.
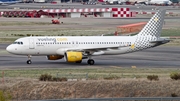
(0, 68, 180, 79)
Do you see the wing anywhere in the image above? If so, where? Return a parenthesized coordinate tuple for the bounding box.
(66, 45, 131, 55)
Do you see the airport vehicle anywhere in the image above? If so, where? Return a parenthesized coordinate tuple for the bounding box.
(6, 9, 170, 65)
(52, 19, 60, 24)
(0, 0, 21, 5)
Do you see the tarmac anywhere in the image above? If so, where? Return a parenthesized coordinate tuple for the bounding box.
(0, 44, 180, 69)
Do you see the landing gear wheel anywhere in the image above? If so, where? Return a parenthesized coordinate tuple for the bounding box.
(87, 59, 95, 65)
(27, 60, 32, 64)
(27, 55, 32, 64)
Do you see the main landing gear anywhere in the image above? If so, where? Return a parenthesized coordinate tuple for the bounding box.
(27, 55, 32, 64)
(76, 59, 94, 65)
(87, 59, 95, 65)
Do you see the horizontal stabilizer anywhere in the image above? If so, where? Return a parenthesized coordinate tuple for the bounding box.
(150, 37, 170, 44)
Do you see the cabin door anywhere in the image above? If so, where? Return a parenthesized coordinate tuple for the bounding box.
(29, 39, 35, 49)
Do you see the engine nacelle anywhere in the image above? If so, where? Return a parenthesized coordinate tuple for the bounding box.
(65, 51, 83, 62)
(47, 55, 64, 60)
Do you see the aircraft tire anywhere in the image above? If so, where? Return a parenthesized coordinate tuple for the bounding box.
(27, 60, 32, 64)
(87, 59, 95, 65)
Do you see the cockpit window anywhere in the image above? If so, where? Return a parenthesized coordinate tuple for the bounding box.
(13, 41, 23, 45)
(13, 42, 17, 44)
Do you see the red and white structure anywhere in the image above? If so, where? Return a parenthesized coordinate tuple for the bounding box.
(42, 8, 112, 18)
(43, 8, 111, 13)
(1, 10, 47, 18)
(42, 8, 134, 18)
(0, 8, 135, 18)
(109, 8, 133, 17)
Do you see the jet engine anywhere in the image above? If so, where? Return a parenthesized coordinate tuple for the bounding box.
(47, 55, 64, 60)
(64, 51, 83, 62)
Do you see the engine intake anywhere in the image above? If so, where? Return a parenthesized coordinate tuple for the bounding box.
(47, 55, 64, 60)
(65, 51, 83, 62)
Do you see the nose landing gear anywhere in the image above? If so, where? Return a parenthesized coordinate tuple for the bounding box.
(27, 55, 32, 64)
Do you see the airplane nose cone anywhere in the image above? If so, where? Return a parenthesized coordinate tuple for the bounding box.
(6, 45, 11, 52)
(6, 45, 13, 53)
(6, 45, 20, 54)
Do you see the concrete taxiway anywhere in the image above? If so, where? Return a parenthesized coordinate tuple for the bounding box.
(0, 44, 180, 69)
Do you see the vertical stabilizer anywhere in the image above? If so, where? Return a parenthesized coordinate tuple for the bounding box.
(137, 9, 166, 38)
(130, 9, 167, 51)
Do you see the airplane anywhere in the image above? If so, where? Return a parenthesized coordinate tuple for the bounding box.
(6, 9, 170, 65)
(148, 0, 172, 5)
(133, 0, 172, 5)
(98, 0, 128, 4)
(0, 0, 21, 5)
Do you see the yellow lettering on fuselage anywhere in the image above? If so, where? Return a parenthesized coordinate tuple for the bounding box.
(56, 38, 68, 42)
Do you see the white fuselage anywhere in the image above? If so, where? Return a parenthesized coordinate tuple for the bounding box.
(148, 0, 172, 5)
(133, 0, 172, 5)
(7, 35, 154, 56)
